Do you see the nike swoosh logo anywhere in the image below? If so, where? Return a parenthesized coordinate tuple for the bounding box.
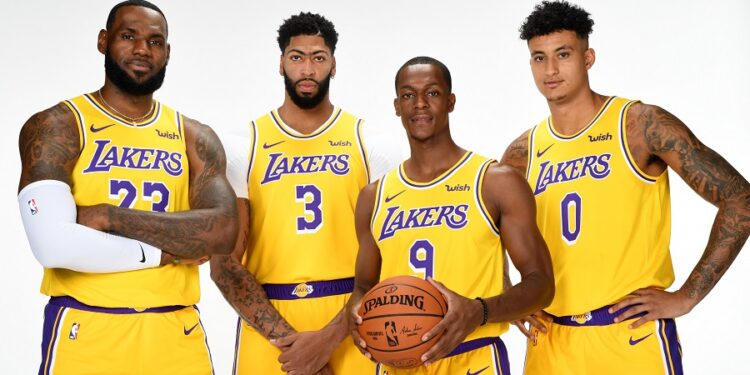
(184, 323, 199, 335)
(385, 190, 406, 203)
(138, 244, 146, 263)
(536, 143, 554, 158)
(629, 333, 653, 345)
(467, 366, 489, 375)
(90, 123, 116, 133)
(263, 140, 286, 149)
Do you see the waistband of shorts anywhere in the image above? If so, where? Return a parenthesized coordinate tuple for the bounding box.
(262, 277, 354, 300)
(49, 296, 187, 314)
(550, 304, 646, 326)
(446, 336, 504, 358)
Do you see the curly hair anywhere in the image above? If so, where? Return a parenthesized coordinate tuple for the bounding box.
(395, 56, 452, 92)
(277, 12, 339, 54)
(519, 1, 594, 41)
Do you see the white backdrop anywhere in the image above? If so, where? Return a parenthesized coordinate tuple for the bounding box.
(1, 1, 748, 374)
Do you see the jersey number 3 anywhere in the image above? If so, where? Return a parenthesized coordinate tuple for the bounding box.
(295, 184, 323, 234)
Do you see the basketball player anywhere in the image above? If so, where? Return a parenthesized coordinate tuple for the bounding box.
(500, 2, 750, 374)
(16, 1, 238, 374)
(347, 56, 555, 374)
(211, 12, 402, 375)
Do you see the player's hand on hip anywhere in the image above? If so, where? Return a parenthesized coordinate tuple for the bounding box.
(313, 363, 333, 375)
(348, 300, 374, 360)
(512, 310, 552, 339)
(420, 277, 482, 366)
(609, 287, 694, 328)
(272, 330, 336, 374)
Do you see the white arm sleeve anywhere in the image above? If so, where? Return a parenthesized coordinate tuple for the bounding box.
(220, 132, 250, 199)
(361, 122, 408, 182)
(18, 180, 162, 273)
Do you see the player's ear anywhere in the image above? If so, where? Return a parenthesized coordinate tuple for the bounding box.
(448, 93, 456, 113)
(394, 98, 401, 117)
(584, 48, 595, 70)
(279, 54, 284, 76)
(97, 29, 107, 54)
(331, 56, 336, 78)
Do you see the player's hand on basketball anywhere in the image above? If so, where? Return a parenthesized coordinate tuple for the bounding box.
(609, 287, 695, 329)
(420, 277, 483, 366)
(76, 204, 110, 231)
(272, 330, 337, 375)
(348, 299, 374, 360)
(511, 310, 551, 338)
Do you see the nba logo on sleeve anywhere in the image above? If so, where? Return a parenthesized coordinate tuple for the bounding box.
(28, 198, 39, 215)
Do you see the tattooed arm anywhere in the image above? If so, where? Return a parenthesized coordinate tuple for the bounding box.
(500, 130, 530, 175)
(210, 197, 295, 340)
(77, 117, 238, 258)
(611, 102, 750, 327)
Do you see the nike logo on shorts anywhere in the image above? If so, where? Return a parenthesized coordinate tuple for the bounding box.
(629, 333, 653, 345)
(536, 143, 554, 158)
(90, 123, 116, 133)
(138, 244, 146, 263)
(263, 140, 285, 149)
(184, 323, 199, 336)
(385, 190, 406, 203)
(467, 366, 489, 375)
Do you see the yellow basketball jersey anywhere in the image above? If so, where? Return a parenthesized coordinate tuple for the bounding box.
(371, 152, 508, 341)
(245, 107, 369, 284)
(526, 96, 673, 316)
(40, 93, 196, 308)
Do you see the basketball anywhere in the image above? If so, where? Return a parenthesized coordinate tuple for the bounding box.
(357, 275, 448, 368)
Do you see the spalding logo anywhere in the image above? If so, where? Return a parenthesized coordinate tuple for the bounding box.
(362, 294, 425, 314)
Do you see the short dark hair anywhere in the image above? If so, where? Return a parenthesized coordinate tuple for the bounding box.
(519, 1, 593, 41)
(277, 12, 338, 54)
(395, 56, 452, 92)
(106, 0, 168, 34)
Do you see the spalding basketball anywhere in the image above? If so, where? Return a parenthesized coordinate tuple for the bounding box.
(357, 275, 448, 368)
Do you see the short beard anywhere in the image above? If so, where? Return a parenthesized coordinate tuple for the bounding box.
(283, 73, 331, 109)
(104, 51, 167, 96)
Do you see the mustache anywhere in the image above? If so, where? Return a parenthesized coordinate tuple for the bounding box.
(295, 78, 319, 85)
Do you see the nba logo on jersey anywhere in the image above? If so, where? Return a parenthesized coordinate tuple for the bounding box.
(28, 198, 39, 215)
(69, 322, 80, 340)
(292, 283, 314, 298)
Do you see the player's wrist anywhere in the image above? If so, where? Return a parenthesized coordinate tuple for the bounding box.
(474, 297, 488, 326)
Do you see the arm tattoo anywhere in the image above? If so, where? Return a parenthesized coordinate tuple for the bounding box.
(107, 118, 238, 258)
(212, 256, 294, 339)
(641, 105, 750, 300)
(501, 132, 529, 176)
(18, 104, 79, 190)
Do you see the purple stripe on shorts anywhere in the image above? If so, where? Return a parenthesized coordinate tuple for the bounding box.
(39, 303, 64, 375)
(263, 277, 354, 300)
(551, 304, 646, 326)
(49, 296, 186, 314)
(660, 319, 683, 375)
(232, 318, 241, 375)
(446, 337, 511, 374)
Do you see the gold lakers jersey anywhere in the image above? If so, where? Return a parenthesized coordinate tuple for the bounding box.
(371, 152, 508, 341)
(245, 107, 370, 284)
(526, 96, 673, 316)
(40, 93, 196, 308)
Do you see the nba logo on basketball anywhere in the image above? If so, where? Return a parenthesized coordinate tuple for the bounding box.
(69, 323, 80, 340)
(28, 198, 39, 215)
(385, 321, 399, 347)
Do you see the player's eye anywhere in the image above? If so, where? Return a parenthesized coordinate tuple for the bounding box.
(122, 33, 135, 40)
(290, 55, 302, 61)
(313, 55, 326, 62)
(427, 90, 439, 97)
(401, 93, 415, 99)
(559, 52, 569, 59)
(533, 56, 544, 62)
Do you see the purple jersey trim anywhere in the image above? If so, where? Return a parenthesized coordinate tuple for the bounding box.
(658, 318, 684, 375)
(48, 296, 187, 314)
(550, 304, 646, 326)
(262, 277, 354, 300)
(39, 303, 65, 375)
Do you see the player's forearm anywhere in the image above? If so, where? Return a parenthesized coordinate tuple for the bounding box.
(487, 270, 554, 323)
(679, 191, 750, 306)
(101, 203, 237, 258)
(210, 256, 295, 340)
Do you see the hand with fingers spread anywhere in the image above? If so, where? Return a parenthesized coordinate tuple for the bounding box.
(271, 329, 339, 375)
(419, 278, 484, 366)
(511, 310, 552, 343)
(609, 288, 695, 328)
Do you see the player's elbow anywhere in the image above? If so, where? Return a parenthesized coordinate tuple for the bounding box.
(27, 227, 72, 269)
(538, 273, 555, 309)
(208, 214, 238, 256)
